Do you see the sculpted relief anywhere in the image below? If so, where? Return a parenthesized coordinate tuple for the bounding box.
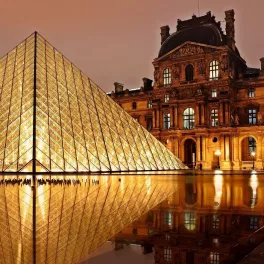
(170, 44, 204, 59)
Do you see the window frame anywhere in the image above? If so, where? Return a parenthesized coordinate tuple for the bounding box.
(183, 108, 195, 129)
(210, 252, 220, 264)
(249, 216, 259, 230)
(248, 109, 257, 125)
(132, 102, 137, 110)
(185, 64, 194, 81)
(164, 94, 170, 103)
(184, 212, 196, 230)
(212, 215, 220, 230)
(209, 60, 219, 81)
(147, 100, 152, 108)
(164, 211, 172, 226)
(212, 88, 217, 97)
(248, 88, 255, 98)
(164, 247, 172, 263)
(163, 113, 171, 130)
(163, 68, 171, 86)
(211, 109, 219, 127)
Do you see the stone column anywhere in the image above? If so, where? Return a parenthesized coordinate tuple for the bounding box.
(174, 105, 178, 128)
(219, 103, 223, 125)
(232, 135, 240, 169)
(202, 137, 206, 161)
(225, 102, 230, 124)
(220, 136, 225, 162)
(196, 137, 201, 164)
(201, 103, 205, 125)
(225, 136, 230, 161)
(196, 104, 200, 126)
(170, 107, 174, 128)
(156, 108, 160, 129)
(152, 110, 156, 129)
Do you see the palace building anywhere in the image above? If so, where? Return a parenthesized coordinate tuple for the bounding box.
(109, 10, 264, 170)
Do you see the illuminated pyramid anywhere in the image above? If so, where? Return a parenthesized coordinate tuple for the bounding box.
(0, 32, 184, 172)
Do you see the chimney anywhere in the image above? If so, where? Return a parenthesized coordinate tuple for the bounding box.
(260, 58, 264, 71)
(160, 25, 170, 45)
(225, 9, 236, 51)
(142, 78, 153, 91)
(114, 82, 124, 93)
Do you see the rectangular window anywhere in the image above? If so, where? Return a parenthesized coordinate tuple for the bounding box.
(147, 100, 152, 108)
(249, 88, 255, 98)
(132, 102, 137, 110)
(212, 215, 220, 229)
(164, 113, 170, 130)
(164, 94, 170, 103)
(249, 216, 259, 230)
(146, 117, 152, 131)
(164, 212, 172, 226)
(210, 252, 220, 264)
(248, 109, 257, 124)
(184, 212, 196, 230)
(212, 88, 217, 97)
(248, 137, 256, 154)
(211, 109, 219, 127)
(164, 248, 172, 263)
(132, 228, 138, 235)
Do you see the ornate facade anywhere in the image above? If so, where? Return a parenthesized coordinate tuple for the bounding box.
(109, 10, 264, 170)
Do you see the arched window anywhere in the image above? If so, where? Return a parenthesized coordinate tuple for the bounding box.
(185, 64, 194, 81)
(163, 68, 171, 85)
(210, 60, 219, 80)
(183, 108, 195, 129)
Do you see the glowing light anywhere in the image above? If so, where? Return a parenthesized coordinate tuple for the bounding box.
(214, 174, 223, 207)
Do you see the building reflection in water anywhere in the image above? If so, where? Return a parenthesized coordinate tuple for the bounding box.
(115, 174, 264, 264)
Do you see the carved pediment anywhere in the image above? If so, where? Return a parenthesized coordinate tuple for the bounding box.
(157, 42, 225, 62)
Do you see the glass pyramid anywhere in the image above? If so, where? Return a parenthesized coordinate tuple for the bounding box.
(0, 174, 178, 263)
(0, 32, 184, 173)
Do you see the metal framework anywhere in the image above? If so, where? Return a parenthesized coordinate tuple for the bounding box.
(0, 32, 184, 173)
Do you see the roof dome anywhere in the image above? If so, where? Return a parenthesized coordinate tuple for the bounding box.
(158, 12, 226, 57)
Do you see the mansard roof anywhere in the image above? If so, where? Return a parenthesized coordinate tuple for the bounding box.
(159, 12, 226, 57)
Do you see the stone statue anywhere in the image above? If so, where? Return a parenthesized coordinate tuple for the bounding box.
(221, 56, 229, 72)
(154, 68, 160, 84)
(174, 65, 181, 79)
(197, 60, 206, 75)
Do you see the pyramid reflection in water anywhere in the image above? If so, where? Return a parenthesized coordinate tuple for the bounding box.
(0, 174, 178, 263)
(0, 32, 184, 172)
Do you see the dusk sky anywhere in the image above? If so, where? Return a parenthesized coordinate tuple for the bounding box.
(0, 0, 263, 92)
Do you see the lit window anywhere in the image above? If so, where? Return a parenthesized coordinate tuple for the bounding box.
(212, 88, 217, 97)
(164, 212, 172, 226)
(183, 108, 195, 129)
(211, 109, 219, 127)
(164, 113, 170, 130)
(132, 102, 137, 110)
(184, 212, 196, 230)
(210, 60, 219, 80)
(185, 64, 194, 81)
(212, 215, 220, 229)
(164, 247, 172, 263)
(147, 100, 152, 108)
(210, 252, 220, 264)
(248, 109, 257, 124)
(249, 216, 259, 230)
(164, 94, 170, 103)
(248, 88, 255, 98)
(248, 137, 256, 154)
(146, 117, 152, 131)
(163, 68, 171, 85)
